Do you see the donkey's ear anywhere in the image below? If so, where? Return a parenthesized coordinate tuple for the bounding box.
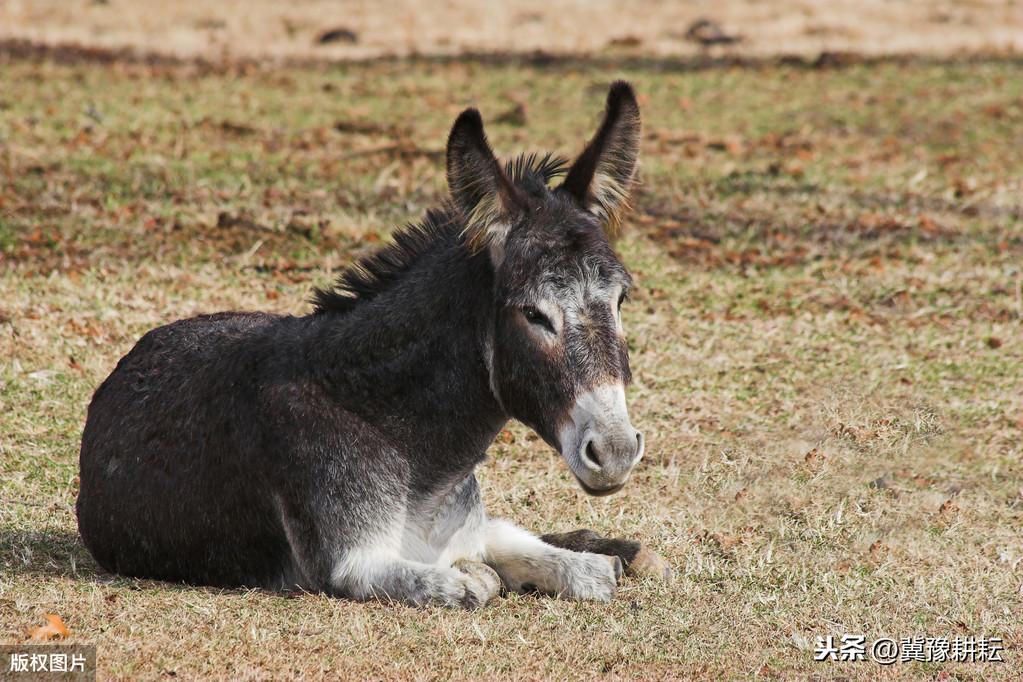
(561, 81, 641, 232)
(446, 108, 524, 257)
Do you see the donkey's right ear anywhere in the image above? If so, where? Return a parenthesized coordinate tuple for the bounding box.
(446, 108, 524, 257)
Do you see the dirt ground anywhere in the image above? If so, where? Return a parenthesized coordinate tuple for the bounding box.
(1, 0, 1022, 62)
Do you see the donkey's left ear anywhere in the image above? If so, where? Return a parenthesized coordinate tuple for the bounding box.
(560, 81, 641, 233)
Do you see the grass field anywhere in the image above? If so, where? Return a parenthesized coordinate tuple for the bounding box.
(1, 49, 1022, 679)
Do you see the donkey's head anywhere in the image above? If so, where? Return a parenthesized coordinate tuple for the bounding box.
(447, 82, 643, 496)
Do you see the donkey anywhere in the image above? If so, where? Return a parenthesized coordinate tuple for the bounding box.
(77, 81, 670, 608)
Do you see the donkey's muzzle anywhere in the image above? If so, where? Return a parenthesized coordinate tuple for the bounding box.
(577, 425, 644, 490)
(559, 384, 644, 496)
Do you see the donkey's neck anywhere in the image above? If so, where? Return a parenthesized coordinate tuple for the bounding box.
(309, 233, 506, 484)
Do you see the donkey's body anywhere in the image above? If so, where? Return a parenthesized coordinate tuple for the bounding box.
(80, 220, 517, 598)
(78, 83, 669, 607)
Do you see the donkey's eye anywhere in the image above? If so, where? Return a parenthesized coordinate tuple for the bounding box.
(617, 291, 628, 311)
(521, 306, 555, 333)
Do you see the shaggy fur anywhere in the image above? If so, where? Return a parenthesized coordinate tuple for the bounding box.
(76, 81, 665, 607)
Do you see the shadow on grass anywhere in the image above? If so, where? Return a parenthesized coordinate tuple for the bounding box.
(3, 36, 1023, 75)
(0, 526, 314, 599)
(1, 527, 102, 581)
(634, 177, 1023, 272)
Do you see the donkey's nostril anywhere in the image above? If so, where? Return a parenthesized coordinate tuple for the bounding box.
(634, 431, 645, 460)
(585, 441, 601, 468)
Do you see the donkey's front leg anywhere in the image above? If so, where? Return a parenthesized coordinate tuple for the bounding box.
(482, 519, 621, 601)
(541, 529, 674, 581)
(340, 555, 501, 609)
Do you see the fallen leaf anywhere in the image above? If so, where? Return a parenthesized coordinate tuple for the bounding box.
(804, 448, 825, 463)
(986, 336, 1003, 349)
(982, 103, 1006, 119)
(918, 213, 945, 234)
(28, 614, 69, 641)
(710, 532, 740, 550)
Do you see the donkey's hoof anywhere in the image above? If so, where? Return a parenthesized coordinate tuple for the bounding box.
(453, 559, 501, 607)
(605, 554, 624, 582)
(626, 546, 673, 582)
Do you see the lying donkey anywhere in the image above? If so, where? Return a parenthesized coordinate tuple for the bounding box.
(77, 82, 670, 607)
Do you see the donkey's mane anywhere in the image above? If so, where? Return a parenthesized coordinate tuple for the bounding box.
(311, 152, 567, 314)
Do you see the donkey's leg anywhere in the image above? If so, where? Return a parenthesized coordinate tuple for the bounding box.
(330, 478, 501, 609)
(274, 481, 499, 608)
(277, 513, 501, 608)
(337, 553, 501, 608)
(482, 519, 621, 601)
(541, 529, 673, 581)
(276, 509, 500, 608)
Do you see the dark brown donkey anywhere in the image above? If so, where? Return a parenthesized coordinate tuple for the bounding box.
(77, 82, 671, 607)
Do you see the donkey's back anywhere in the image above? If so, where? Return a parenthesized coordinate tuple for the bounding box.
(77, 311, 302, 588)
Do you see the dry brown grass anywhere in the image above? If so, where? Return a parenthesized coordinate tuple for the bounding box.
(1, 0, 1022, 61)
(1, 49, 1022, 680)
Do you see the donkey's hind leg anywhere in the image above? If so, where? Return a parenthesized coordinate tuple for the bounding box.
(541, 529, 673, 581)
(483, 519, 620, 601)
